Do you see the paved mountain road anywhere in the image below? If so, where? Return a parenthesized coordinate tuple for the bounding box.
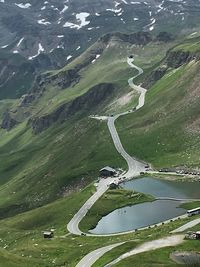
(75, 217, 200, 267)
(74, 57, 200, 267)
(76, 242, 125, 267)
(67, 177, 115, 235)
(67, 57, 147, 236)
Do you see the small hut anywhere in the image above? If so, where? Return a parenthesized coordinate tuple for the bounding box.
(43, 230, 54, 239)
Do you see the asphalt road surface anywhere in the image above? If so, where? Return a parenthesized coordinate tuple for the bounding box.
(67, 177, 115, 235)
(107, 57, 147, 179)
(74, 57, 200, 267)
(76, 217, 199, 267)
(67, 57, 147, 236)
(76, 242, 124, 267)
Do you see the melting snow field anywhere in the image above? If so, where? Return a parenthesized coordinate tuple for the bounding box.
(28, 43, 45, 60)
(63, 12, 90, 29)
(15, 3, 31, 9)
(76, 12, 90, 27)
(92, 54, 101, 64)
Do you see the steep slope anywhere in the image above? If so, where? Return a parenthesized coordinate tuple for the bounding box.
(0, 0, 200, 98)
(1, 31, 169, 132)
(0, 31, 175, 217)
(116, 37, 200, 169)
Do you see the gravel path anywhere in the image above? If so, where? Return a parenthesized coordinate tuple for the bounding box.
(105, 235, 184, 266)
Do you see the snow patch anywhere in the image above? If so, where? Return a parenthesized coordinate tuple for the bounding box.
(76, 12, 90, 27)
(28, 43, 45, 60)
(63, 12, 90, 29)
(67, 55, 72, 61)
(106, 8, 122, 13)
(17, 37, 24, 47)
(15, 3, 31, 9)
(38, 19, 51, 25)
(1, 44, 8, 48)
(92, 54, 100, 64)
(60, 4, 68, 14)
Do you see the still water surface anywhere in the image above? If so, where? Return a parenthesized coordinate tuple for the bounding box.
(121, 177, 200, 199)
(90, 177, 200, 235)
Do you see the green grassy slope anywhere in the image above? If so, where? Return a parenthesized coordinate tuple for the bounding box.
(116, 58, 200, 168)
(0, 35, 175, 217)
(173, 36, 200, 53)
(0, 117, 125, 218)
(115, 239, 200, 267)
(0, 184, 199, 267)
(25, 36, 174, 118)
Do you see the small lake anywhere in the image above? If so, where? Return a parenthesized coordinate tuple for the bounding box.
(90, 177, 200, 235)
(121, 177, 200, 199)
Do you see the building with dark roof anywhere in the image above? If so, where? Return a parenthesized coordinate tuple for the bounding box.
(100, 166, 116, 177)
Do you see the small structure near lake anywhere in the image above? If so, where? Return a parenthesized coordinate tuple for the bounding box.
(100, 166, 116, 177)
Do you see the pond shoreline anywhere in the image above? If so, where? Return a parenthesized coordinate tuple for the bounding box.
(89, 177, 200, 235)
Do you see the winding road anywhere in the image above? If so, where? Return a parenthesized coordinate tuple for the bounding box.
(70, 58, 199, 267)
(67, 57, 147, 236)
(107, 58, 147, 179)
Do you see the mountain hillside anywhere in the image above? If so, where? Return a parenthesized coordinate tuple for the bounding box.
(0, 7, 200, 266)
(117, 36, 200, 169)
(0, 0, 200, 98)
(0, 31, 176, 218)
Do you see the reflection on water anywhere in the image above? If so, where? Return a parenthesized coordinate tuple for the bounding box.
(90, 200, 185, 234)
(121, 177, 200, 199)
(90, 177, 200, 235)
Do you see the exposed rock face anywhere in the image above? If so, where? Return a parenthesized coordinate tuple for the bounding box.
(166, 50, 200, 68)
(100, 31, 152, 46)
(20, 94, 36, 107)
(31, 40, 106, 95)
(144, 46, 200, 88)
(1, 111, 17, 130)
(0, 0, 199, 99)
(156, 32, 174, 43)
(29, 83, 115, 134)
(142, 65, 168, 89)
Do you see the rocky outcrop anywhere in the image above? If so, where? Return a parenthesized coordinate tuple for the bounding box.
(19, 94, 36, 107)
(100, 31, 152, 46)
(30, 42, 106, 95)
(156, 32, 174, 43)
(31, 67, 81, 94)
(142, 65, 168, 89)
(29, 83, 115, 134)
(1, 111, 18, 130)
(166, 50, 200, 68)
(144, 44, 200, 88)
